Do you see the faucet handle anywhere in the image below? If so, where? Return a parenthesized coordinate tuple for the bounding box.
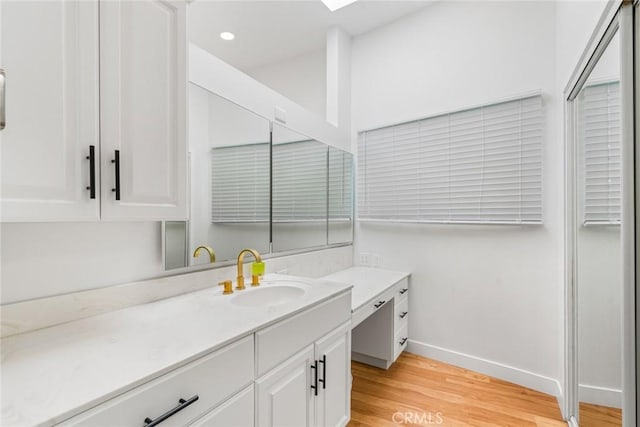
(218, 280, 233, 295)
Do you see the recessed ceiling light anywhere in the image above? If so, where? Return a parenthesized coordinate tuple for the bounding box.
(321, 0, 358, 12)
(220, 32, 235, 41)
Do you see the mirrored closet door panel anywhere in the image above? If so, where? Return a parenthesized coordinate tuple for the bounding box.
(575, 29, 622, 427)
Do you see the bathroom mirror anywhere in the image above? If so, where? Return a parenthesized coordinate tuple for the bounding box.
(272, 123, 328, 252)
(164, 83, 271, 269)
(574, 29, 622, 426)
(328, 147, 354, 245)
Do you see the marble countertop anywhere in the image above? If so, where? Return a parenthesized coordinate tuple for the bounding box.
(322, 267, 410, 312)
(1, 274, 351, 426)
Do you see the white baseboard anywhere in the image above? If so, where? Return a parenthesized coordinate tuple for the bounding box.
(578, 384, 622, 408)
(407, 340, 563, 402)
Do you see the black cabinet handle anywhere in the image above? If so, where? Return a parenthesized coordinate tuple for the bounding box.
(318, 354, 326, 390)
(111, 149, 120, 200)
(310, 360, 319, 396)
(399, 337, 408, 346)
(85, 145, 96, 199)
(143, 395, 199, 427)
(374, 300, 386, 309)
(399, 288, 408, 295)
(400, 311, 408, 319)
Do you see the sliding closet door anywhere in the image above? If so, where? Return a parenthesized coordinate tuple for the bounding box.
(565, 2, 636, 427)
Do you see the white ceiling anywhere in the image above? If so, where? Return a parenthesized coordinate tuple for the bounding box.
(188, 0, 434, 71)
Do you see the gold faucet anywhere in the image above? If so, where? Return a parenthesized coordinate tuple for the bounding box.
(236, 248, 265, 290)
(193, 245, 216, 263)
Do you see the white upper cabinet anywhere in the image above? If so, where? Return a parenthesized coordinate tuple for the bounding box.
(99, 0, 187, 221)
(0, 0, 188, 222)
(0, 1, 100, 222)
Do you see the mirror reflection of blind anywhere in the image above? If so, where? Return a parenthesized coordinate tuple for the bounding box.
(273, 141, 327, 222)
(211, 143, 270, 223)
(358, 95, 543, 224)
(579, 81, 621, 225)
(329, 149, 353, 220)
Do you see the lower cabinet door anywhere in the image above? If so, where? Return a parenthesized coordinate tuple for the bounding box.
(190, 385, 254, 427)
(314, 323, 351, 427)
(256, 345, 315, 427)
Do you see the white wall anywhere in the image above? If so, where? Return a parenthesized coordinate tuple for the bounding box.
(1, 222, 163, 304)
(248, 49, 327, 120)
(351, 0, 563, 398)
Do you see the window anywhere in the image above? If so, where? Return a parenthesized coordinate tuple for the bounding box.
(357, 95, 544, 224)
(578, 81, 621, 225)
(211, 143, 270, 223)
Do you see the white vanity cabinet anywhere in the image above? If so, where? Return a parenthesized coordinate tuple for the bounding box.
(0, 0, 188, 222)
(59, 336, 254, 427)
(256, 345, 316, 427)
(54, 291, 352, 427)
(255, 293, 352, 427)
(323, 267, 410, 370)
(190, 385, 255, 427)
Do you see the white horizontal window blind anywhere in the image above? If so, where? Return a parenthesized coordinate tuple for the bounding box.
(273, 140, 327, 222)
(358, 95, 544, 224)
(329, 149, 354, 221)
(579, 81, 621, 225)
(211, 143, 270, 223)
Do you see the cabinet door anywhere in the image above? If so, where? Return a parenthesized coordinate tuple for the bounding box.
(0, 1, 100, 222)
(315, 323, 351, 427)
(190, 385, 254, 427)
(256, 345, 315, 427)
(99, 0, 187, 221)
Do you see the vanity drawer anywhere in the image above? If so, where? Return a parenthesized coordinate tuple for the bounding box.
(395, 278, 409, 305)
(395, 297, 409, 333)
(61, 335, 254, 427)
(351, 286, 396, 329)
(256, 291, 350, 376)
(394, 323, 409, 361)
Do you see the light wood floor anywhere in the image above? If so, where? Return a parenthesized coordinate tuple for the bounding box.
(349, 352, 567, 427)
(579, 402, 622, 427)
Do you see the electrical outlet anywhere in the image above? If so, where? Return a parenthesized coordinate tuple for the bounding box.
(359, 252, 370, 266)
(372, 254, 381, 268)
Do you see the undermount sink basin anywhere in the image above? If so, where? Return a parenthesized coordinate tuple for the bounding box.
(230, 285, 307, 307)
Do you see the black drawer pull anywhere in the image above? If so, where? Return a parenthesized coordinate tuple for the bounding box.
(144, 395, 199, 427)
(399, 337, 408, 346)
(399, 311, 408, 319)
(374, 300, 386, 309)
(111, 149, 120, 200)
(318, 354, 326, 389)
(310, 359, 319, 396)
(85, 145, 96, 199)
(399, 288, 408, 295)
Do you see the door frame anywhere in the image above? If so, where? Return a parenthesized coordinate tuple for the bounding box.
(563, 1, 636, 426)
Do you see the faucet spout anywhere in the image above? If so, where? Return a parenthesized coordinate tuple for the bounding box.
(236, 248, 263, 290)
(193, 245, 216, 263)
